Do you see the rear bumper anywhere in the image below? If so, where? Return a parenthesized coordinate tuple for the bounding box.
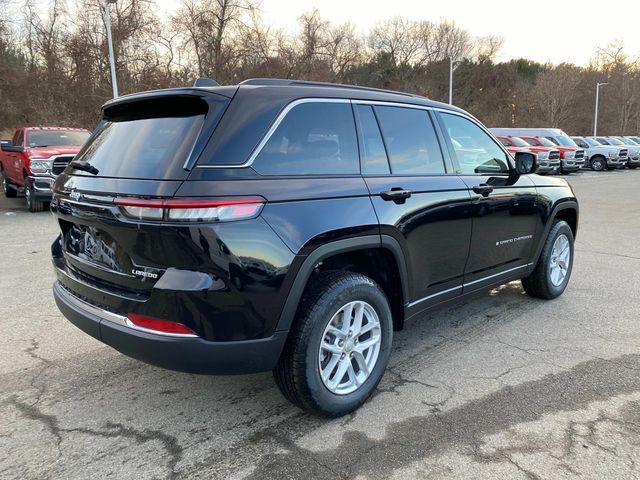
(53, 281, 288, 374)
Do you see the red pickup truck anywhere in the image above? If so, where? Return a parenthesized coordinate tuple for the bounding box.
(1, 127, 90, 211)
(496, 135, 561, 174)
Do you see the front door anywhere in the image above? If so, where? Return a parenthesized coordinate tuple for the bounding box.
(436, 112, 540, 291)
(354, 103, 472, 313)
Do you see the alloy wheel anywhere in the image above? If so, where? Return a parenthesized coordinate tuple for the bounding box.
(549, 234, 570, 287)
(318, 301, 382, 395)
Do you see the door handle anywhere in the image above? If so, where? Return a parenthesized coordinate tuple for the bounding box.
(472, 184, 494, 197)
(380, 188, 412, 203)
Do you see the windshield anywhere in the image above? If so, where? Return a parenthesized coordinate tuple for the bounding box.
(27, 130, 90, 147)
(571, 137, 588, 148)
(626, 137, 640, 145)
(72, 95, 228, 180)
(555, 135, 579, 147)
(508, 137, 529, 147)
(585, 138, 602, 147)
(606, 138, 624, 146)
(526, 136, 555, 147)
(619, 137, 637, 145)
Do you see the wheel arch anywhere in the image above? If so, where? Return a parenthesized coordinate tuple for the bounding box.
(275, 235, 409, 334)
(532, 200, 578, 265)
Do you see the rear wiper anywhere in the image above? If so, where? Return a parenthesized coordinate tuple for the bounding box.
(69, 160, 99, 175)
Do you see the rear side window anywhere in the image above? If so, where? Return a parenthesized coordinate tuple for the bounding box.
(374, 106, 445, 175)
(355, 105, 390, 175)
(73, 95, 228, 180)
(253, 102, 359, 175)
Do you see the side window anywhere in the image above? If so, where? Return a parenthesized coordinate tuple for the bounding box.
(374, 106, 445, 175)
(12, 130, 23, 147)
(575, 138, 588, 148)
(355, 105, 390, 175)
(545, 136, 560, 145)
(439, 113, 510, 175)
(253, 102, 359, 176)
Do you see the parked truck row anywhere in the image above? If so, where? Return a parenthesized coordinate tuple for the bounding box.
(490, 127, 640, 174)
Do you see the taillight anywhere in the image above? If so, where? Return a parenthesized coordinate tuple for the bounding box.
(126, 313, 197, 337)
(114, 197, 265, 222)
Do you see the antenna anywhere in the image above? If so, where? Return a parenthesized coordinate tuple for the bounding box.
(193, 78, 220, 87)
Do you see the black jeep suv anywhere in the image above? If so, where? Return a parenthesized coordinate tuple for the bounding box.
(51, 79, 578, 416)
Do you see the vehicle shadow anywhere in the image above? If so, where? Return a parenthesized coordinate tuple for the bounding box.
(3, 280, 554, 478)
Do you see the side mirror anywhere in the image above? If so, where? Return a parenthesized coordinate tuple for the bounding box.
(514, 151, 538, 175)
(1, 143, 24, 152)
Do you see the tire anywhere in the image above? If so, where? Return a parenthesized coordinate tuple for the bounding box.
(25, 181, 45, 212)
(590, 156, 606, 172)
(522, 220, 574, 300)
(273, 270, 393, 417)
(2, 170, 17, 198)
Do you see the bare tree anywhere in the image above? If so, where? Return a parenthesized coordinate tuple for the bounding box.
(530, 64, 582, 126)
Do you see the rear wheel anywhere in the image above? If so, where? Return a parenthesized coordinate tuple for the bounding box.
(2, 170, 17, 198)
(522, 220, 574, 299)
(590, 156, 606, 171)
(25, 181, 45, 212)
(273, 271, 393, 416)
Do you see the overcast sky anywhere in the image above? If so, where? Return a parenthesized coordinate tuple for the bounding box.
(160, 0, 639, 66)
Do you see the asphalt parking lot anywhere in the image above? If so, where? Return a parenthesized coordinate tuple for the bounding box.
(1, 169, 640, 480)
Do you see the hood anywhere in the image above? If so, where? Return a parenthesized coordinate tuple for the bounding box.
(524, 146, 555, 153)
(27, 146, 82, 158)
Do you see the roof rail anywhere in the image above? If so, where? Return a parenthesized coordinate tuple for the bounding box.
(193, 77, 220, 87)
(239, 78, 415, 97)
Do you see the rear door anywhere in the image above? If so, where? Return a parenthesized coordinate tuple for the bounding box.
(435, 111, 540, 291)
(355, 102, 472, 312)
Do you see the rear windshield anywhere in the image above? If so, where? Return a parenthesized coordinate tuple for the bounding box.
(72, 95, 228, 179)
(27, 130, 90, 147)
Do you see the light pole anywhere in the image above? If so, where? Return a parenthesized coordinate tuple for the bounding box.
(104, 0, 118, 98)
(593, 81, 608, 136)
(449, 58, 461, 105)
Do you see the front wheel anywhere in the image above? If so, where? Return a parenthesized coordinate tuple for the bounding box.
(273, 271, 393, 417)
(522, 220, 574, 299)
(590, 157, 606, 172)
(25, 181, 46, 212)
